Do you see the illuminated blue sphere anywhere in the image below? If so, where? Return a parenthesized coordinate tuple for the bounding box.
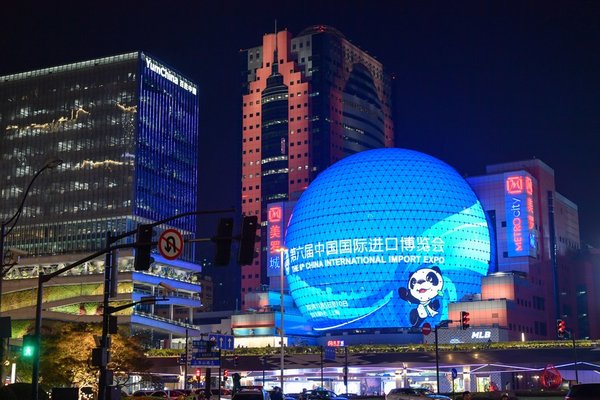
(284, 148, 491, 331)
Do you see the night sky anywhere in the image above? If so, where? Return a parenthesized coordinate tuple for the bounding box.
(2, 1, 599, 247)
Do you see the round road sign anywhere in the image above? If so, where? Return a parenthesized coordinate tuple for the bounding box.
(421, 322, 432, 336)
(158, 229, 184, 260)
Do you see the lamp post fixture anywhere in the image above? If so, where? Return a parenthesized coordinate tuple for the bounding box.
(0, 158, 62, 386)
(278, 247, 286, 390)
(0, 158, 63, 314)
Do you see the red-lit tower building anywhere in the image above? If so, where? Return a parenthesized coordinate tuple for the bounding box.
(240, 26, 395, 308)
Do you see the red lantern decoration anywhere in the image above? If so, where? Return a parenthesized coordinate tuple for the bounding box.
(540, 364, 562, 389)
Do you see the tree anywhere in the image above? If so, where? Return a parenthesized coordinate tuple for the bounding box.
(27, 322, 152, 393)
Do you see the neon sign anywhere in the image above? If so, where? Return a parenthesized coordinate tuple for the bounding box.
(267, 202, 295, 277)
(504, 173, 537, 257)
(142, 54, 197, 95)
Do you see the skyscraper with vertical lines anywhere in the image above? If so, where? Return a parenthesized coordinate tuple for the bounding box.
(0, 52, 202, 344)
(240, 25, 395, 308)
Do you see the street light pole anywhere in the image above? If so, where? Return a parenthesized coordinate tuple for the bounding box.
(31, 272, 44, 400)
(0, 158, 61, 388)
(279, 247, 286, 390)
(433, 320, 451, 395)
(435, 325, 440, 394)
(0, 158, 62, 315)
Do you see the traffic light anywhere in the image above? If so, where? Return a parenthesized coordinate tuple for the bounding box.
(134, 224, 154, 271)
(214, 218, 234, 266)
(238, 216, 258, 265)
(460, 311, 470, 330)
(195, 368, 201, 379)
(557, 319, 566, 337)
(224, 369, 229, 379)
(233, 355, 239, 368)
(22, 334, 38, 358)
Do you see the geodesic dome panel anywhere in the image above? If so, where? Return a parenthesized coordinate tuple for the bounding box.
(284, 148, 491, 331)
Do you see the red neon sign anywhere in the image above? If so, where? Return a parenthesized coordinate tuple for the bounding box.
(505, 175, 524, 194)
(525, 176, 533, 195)
(505, 173, 536, 256)
(268, 206, 282, 223)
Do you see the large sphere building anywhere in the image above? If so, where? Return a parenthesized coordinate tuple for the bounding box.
(284, 148, 491, 331)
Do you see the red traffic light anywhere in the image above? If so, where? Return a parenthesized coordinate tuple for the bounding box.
(461, 311, 470, 330)
(557, 319, 566, 336)
(224, 369, 229, 378)
(195, 368, 201, 377)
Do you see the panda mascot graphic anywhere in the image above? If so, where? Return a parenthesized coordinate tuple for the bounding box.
(398, 265, 444, 327)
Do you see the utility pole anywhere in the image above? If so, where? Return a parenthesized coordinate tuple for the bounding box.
(184, 329, 189, 390)
(435, 325, 440, 394)
(433, 320, 452, 395)
(320, 346, 324, 388)
(97, 232, 117, 400)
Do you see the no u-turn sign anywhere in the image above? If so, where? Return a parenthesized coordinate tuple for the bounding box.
(158, 229, 184, 260)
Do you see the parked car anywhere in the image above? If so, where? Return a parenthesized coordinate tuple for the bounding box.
(305, 390, 348, 400)
(268, 388, 296, 400)
(565, 383, 600, 400)
(386, 388, 450, 400)
(130, 389, 188, 399)
(232, 387, 271, 400)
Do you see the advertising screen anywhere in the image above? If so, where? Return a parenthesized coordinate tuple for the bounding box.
(284, 148, 491, 331)
(267, 201, 295, 278)
(504, 172, 538, 258)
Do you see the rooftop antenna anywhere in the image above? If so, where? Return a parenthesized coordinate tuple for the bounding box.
(274, 19, 278, 52)
(272, 19, 279, 72)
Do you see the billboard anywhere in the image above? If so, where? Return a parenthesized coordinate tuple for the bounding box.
(504, 172, 538, 257)
(267, 202, 295, 278)
(284, 149, 491, 331)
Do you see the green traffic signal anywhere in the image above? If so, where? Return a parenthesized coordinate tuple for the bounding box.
(22, 334, 38, 358)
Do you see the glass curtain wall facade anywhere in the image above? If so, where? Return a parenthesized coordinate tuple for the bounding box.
(0, 53, 202, 344)
(0, 52, 198, 259)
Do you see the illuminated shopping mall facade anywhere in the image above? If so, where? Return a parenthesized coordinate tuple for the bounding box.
(0, 52, 204, 343)
(233, 153, 599, 345)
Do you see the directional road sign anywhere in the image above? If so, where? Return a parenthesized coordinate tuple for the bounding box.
(191, 358, 221, 367)
(158, 229, 184, 260)
(208, 333, 235, 351)
(324, 346, 336, 361)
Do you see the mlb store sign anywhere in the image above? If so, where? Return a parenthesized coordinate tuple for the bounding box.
(424, 327, 509, 345)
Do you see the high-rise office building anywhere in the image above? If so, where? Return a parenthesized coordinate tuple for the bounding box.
(239, 25, 395, 307)
(0, 52, 202, 342)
